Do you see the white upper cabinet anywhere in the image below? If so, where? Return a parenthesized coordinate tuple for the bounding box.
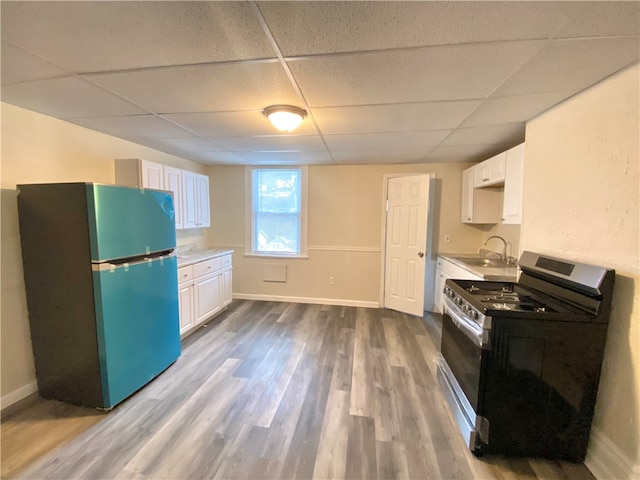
(474, 151, 506, 187)
(502, 143, 525, 224)
(182, 170, 198, 229)
(115, 158, 209, 231)
(196, 174, 210, 229)
(462, 166, 501, 224)
(163, 166, 183, 230)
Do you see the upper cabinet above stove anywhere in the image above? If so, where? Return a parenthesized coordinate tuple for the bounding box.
(461, 143, 524, 225)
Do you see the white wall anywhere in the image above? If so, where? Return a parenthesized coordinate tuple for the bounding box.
(0, 103, 208, 406)
(523, 64, 639, 479)
(207, 163, 486, 306)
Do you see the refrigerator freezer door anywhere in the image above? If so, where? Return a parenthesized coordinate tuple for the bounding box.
(92, 255, 181, 408)
(87, 184, 177, 262)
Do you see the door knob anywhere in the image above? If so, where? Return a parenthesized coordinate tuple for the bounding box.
(418, 251, 424, 258)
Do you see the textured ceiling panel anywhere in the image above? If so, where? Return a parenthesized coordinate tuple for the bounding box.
(260, 1, 579, 56)
(324, 131, 450, 152)
(162, 111, 318, 137)
(493, 37, 640, 97)
(1, 1, 638, 165)
(1, 42, 69, 85)
(440, 123, 525, 147)
(0, 1, 276, 72)
(311, 101, 482, 134)
(1, 76, 146, 118)
(211, 135, 327, 152)
(288, 41, 545, 107)
(68, 115, 195, 139)
(86, 62, 300, 114)
(460, 91, 577, 128)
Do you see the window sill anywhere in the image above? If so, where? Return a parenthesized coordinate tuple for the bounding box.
(243, 252, 309, 260)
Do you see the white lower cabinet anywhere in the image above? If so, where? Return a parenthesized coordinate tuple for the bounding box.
(177, 252, 233, 338)
(195, 273, 222, 323)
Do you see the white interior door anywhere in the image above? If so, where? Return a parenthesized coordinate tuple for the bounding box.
(383, 174, 431, 316)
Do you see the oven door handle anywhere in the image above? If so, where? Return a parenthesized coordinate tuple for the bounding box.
(443, 296, 486, 349)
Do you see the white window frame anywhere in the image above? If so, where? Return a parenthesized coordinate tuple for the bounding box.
(244, 166, 308, 259)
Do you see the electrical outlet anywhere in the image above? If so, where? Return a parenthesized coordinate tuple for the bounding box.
(329, 276, 335, 285)
(444, 234, 451, 243)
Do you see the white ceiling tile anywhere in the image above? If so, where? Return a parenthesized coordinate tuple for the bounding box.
(260, 2, 579, 56)
(311, 101, 481, 134)
(186, 151, 249, 164)
(1, 2, 275, 73)
(1, 42, 70, 85)
(424, 145, 500, 163)
(553, 2, 640, 39)
(1, 77, 146, 118)
(162, 111, 318, 137)
(288, 41, 545, 107)
(68, 115, 194, 138)
(129, 137, 227, 153)
(331, 148, 433, 165)
(233, 151, 334, 164)
(441, 123, 525, 147)
(212, 135, 327, 152)
(460, 91, 577, 128)
(325, 131, 449, 152)
(87, 62, 301, 114)
(494, 37, 640, 97)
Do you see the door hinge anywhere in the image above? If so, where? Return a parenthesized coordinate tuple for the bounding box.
(386, 200, 389, 212)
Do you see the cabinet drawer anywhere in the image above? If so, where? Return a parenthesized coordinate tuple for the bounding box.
(221, 254, 232, 269)
(177, 265, 194, 284)
(193, 257, 222, 278)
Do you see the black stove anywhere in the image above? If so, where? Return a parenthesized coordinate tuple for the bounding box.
(436, 251, 615, 462)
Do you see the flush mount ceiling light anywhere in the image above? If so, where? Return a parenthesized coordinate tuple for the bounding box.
(263, 105, 307, 132)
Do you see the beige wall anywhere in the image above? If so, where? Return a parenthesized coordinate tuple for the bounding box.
(0, 103, 208, 403)
(523, 64, 639, 477)
(208, 163, 486, 305)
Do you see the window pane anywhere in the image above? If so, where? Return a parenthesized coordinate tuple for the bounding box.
(253, 168, 301, 254)
(255, 213, 299, 253)
(255, 169, 300, 214)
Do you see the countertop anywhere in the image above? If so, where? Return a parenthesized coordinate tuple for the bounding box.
(176, 248, 234, 268)
(437, 252, 518, 281)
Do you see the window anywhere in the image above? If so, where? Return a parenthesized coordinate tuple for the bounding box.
(246, 166, 308, 257)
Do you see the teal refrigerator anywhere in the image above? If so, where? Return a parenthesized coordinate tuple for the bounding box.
(17, 183, 181, 409)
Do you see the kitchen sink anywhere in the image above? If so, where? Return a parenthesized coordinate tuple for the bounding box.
(453, 257, 510, 268)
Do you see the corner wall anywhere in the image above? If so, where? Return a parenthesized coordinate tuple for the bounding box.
(522, 64, 640, 479)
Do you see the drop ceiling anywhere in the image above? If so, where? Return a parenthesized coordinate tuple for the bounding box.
(1, 1, 638, 166)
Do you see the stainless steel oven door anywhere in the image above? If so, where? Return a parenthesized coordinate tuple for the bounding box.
(437, 300, 490, 453)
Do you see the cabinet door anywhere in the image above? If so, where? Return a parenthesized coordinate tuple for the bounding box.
(461, 167, 474, 223)
(196, 174, 210, 228)
(182, 170, 198, 229)
(140, 160, 164, 190)
(222, 269, 232, 306)
(163, 166, 183, 230)
(195, 273, 221, 323)
(434, 268, 450, 314)
(178, 282, 195, 336)
(502, 143, 525, 224)
(474, 152, 506, 187)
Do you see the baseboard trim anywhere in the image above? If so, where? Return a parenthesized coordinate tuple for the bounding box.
(233, 293, 379, 309)
(586, 427, 640, 480)
(1, 381, 38, 411)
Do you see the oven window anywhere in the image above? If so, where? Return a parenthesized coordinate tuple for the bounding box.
(441, 313, 484, 410)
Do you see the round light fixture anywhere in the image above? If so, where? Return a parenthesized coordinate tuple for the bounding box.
(263, 105, 307, 132)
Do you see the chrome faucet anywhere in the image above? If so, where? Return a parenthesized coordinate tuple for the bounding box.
(484, 235, 508, 262)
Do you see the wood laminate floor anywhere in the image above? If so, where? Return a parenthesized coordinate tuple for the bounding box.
(2, 301, 596, 480)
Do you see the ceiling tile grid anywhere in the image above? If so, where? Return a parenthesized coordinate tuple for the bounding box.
(1, 1, 638, 166)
